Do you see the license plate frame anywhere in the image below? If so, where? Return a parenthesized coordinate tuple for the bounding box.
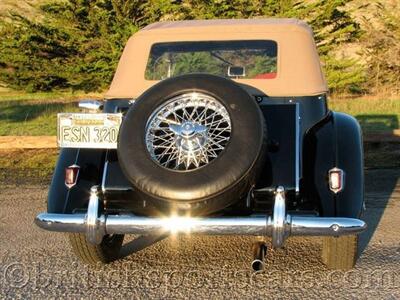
(57, 113, 122, 149)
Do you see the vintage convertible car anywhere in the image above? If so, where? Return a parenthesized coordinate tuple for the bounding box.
(35, 19, 366, 270)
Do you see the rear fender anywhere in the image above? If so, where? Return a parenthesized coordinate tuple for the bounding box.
(47, 148, 105, 213)
(303, 111, 364, 217)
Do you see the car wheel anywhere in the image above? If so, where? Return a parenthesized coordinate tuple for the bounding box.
(118, 74, 267, 215)
(68, 233, 124, 265)
(321, 235, 358, 270)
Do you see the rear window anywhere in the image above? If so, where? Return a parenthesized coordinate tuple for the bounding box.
(145, 40, 277, 80)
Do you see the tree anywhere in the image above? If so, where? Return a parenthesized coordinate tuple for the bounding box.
(141, 0, 365, 93)
(0, 0, 364, 93)
(0, 0, 141, 91)
(361, 1, 400, 94)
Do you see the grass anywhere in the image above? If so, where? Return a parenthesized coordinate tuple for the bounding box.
(0, 91, 102, 136)
(0, 93, 398, 136)
(0, 90, 102, 102)
(329, 97, 400, 132)
(0, 149, 58, 183)
(0, 94, 397, 183)
(0, 100, 80, 135)
(0, 148, 58, 169)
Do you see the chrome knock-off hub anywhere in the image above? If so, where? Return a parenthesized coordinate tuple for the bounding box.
(170, 121, 207, 152)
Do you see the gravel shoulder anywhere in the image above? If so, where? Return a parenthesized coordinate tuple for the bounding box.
(0, 169, 399, 299)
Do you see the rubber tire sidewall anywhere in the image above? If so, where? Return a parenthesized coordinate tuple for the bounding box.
(118, 74, 266, 215)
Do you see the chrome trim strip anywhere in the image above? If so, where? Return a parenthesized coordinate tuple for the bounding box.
(295, 103, 300, 193)
(78, 100, 103, 111)
(101, 160, 109, 194)
(101, 160, 134, 193)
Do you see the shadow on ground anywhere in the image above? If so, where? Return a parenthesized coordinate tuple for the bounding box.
(116, 168, 400, 262)
(356, 114, 398, 132)
(358, 168, 399, 255)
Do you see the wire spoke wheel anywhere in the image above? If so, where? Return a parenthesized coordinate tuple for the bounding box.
(118, 74, 266, 214)
(145, 92, 231, 171)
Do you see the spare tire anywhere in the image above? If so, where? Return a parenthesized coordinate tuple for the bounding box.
(118, 74, 266, 215)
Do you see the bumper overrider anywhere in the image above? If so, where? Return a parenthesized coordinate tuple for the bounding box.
(34, 186, 366, 248)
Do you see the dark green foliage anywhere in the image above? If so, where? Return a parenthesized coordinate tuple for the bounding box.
(170, 53, 222, 77)
(0, 0, 364, 93)
(0, 0, 140, 91)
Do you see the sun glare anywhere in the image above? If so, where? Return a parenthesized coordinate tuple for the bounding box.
(163, 215, 196, 234)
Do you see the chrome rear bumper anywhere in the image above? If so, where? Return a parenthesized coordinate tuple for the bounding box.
(35, 186, 366, 247)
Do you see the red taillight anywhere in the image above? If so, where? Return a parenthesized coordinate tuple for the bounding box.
(65, 165, 80, 188)
(328, 167, 345, 194)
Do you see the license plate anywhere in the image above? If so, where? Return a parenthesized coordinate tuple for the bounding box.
(57, 113, 122, 148)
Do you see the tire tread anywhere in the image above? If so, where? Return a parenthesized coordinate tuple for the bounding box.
(68, 233, 123, 265)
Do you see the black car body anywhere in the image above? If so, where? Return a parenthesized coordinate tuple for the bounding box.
(36, 19, 366, 270)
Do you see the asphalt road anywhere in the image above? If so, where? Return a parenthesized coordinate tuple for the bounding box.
(0, 169, 399, 299)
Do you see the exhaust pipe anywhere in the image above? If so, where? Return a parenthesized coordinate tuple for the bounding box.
(251, 241, 267, 271)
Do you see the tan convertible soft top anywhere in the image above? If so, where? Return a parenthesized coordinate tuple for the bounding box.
(105, 18, 328, 99)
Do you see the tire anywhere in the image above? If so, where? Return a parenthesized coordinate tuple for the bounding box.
(118, 74, 267, 215)
(321, 235, 358, 270)
(68, 233, 124, 265)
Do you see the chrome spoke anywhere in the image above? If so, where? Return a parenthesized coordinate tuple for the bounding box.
(145, 93, 231, 171)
